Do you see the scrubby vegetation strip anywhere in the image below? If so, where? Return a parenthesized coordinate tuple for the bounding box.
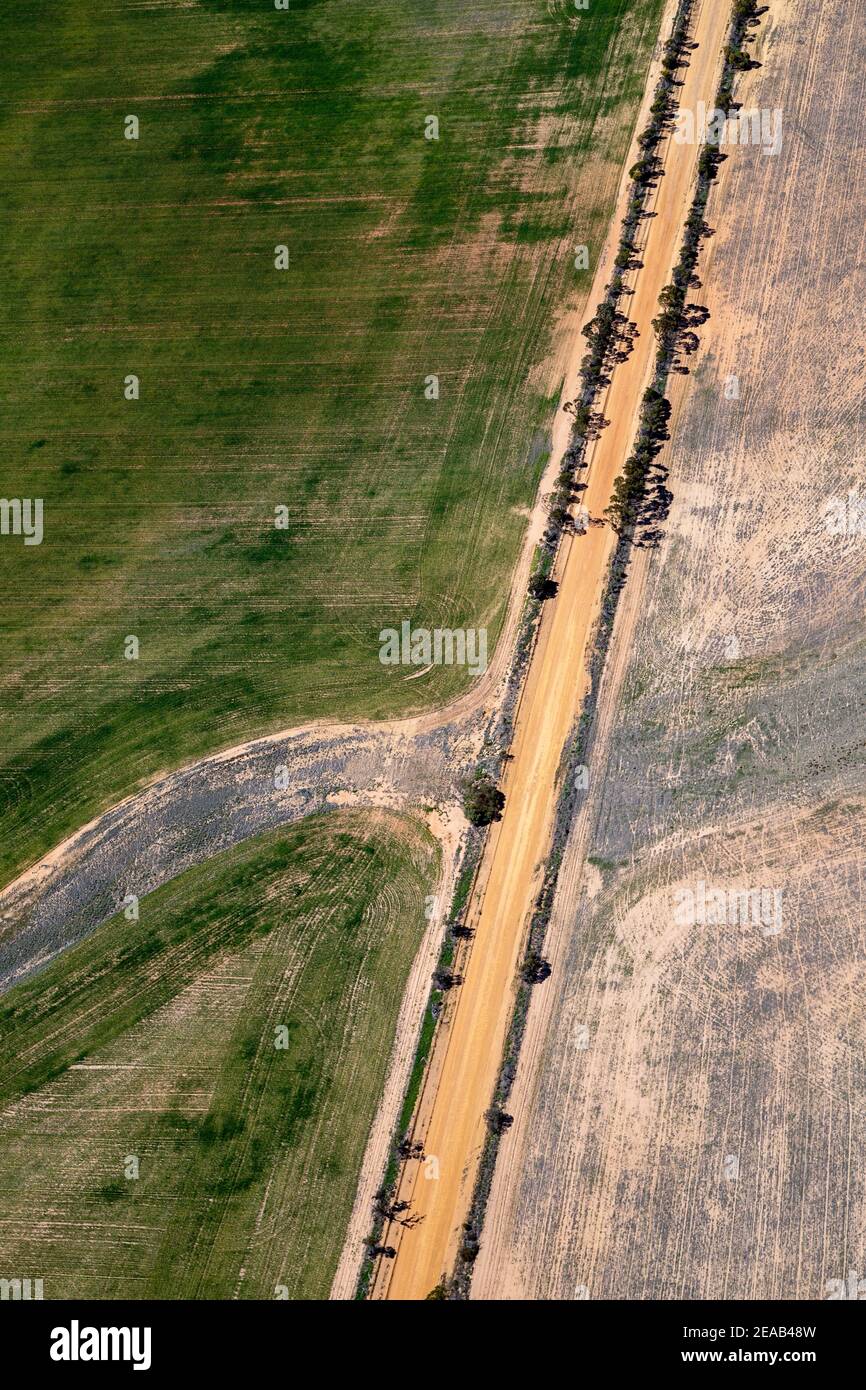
(357, 548, 558, 1294)
(542, 0, 699, 550)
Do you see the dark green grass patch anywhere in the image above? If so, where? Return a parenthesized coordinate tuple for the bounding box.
(0, 0, 663, 881)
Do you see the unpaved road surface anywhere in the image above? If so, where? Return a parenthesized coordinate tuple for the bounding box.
(373, 0, 733, 1300)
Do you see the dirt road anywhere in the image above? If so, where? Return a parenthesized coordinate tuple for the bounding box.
(373, 0, 732, 1300)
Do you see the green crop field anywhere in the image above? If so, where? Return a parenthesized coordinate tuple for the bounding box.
(0, 810, 437, 1298)
(0, 0, 663, 884)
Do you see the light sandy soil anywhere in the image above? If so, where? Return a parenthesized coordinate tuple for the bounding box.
(473, 0, 866, 1300)
(371, 0, 734, 1300)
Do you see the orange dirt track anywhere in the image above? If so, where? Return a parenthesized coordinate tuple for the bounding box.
(372, 0, 731, 1301)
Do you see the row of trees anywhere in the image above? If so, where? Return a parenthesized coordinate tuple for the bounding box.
(544, 0, 700, 550)
(605, 387, 672, 532)
(605, 0, 766, 535)
(728, 0, 766, 69)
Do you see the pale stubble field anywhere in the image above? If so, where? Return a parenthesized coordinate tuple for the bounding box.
(474, 0, 866, 1301)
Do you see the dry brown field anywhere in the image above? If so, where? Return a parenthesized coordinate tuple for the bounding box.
(474, 0, 866, 1301)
